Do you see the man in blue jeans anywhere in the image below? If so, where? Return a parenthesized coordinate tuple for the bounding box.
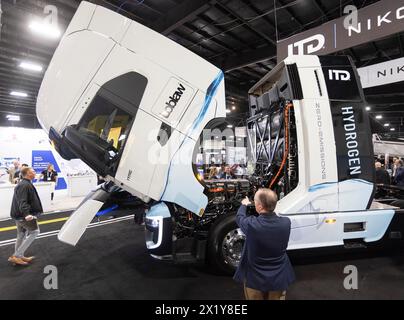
(234, 188, 295, 300)
(8, 167, 43, 266)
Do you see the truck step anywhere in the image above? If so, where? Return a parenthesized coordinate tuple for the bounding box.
(344, 239, 367, 249)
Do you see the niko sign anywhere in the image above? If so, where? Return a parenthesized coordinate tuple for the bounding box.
(357, 57, 404, 89)
(277, 0, 404, 61)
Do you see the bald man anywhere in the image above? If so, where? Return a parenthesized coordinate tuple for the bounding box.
(234, 188, 295, 300)
(375, 162, 390, 185)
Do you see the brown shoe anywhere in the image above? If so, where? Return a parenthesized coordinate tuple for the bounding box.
(21, 256, 35, 263)
(8, 256, 29, 266)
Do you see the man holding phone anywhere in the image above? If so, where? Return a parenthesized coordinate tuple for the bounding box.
(8, 167, 43, 266)
(234, 188, 295, 300)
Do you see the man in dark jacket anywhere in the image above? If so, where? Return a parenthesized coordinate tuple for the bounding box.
(234, 188, 295, 300)
(8, 167, 43, 266)
(219, 166, 236, 180)
(375, 162, 390, 185)
(394, 160, 404, 186)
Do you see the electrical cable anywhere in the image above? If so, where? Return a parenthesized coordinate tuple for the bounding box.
(269, 103, 293, 189)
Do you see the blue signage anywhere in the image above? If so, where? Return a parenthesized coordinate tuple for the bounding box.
(32, 150, 67, 190)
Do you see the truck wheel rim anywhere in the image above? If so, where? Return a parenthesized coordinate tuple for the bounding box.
(221, 228, 245, 268)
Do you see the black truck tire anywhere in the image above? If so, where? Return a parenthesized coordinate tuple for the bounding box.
(206, 214, 245, 275)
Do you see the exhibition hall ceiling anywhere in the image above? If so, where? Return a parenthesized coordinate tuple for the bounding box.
(0, 0, 403, 138)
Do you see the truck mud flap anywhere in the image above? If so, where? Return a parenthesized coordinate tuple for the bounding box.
(58, 187, 111, 246)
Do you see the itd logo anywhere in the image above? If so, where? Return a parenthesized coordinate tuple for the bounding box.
(287, 34, 325, 56)
(329, 70, 351, 81)
(161, 83, 186, 118)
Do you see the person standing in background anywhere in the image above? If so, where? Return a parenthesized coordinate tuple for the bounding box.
(394, 160, 404, 186)
(8, 167, 43, 266)
(8, 160, 20, 184)
(219, 166, 236, 180)
(40, 163, 58, 201)
(208, 166, 219, 179)
(375, 162, 390, 185)
(392, 157, 399, 177)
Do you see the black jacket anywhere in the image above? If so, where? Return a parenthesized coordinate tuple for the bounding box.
(394, 167, 404, 186)
(375, 168, 390, 185)
(10, 179, 43, 220)
(219, 172, 236, 180)
(234, 205, 295, 292)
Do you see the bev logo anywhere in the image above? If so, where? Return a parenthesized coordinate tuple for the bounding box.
(287, 34, 325, 56)
(329, 70, 351, 81)
(161, 83, 186, 118)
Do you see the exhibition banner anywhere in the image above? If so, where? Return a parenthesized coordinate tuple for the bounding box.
(277, 0, 404, 61)
(32, 150, 67, 190)
(357, 57, 404, 88)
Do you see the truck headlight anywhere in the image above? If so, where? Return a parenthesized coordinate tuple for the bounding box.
(145, 216, 160, 229)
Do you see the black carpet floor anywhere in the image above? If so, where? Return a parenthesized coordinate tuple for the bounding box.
(0, 218, 404, 300)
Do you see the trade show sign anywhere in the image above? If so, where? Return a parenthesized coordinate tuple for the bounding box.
(277, 0, 404, 61)
(357, 57, 404, 88)
(32, 150, 67, 190)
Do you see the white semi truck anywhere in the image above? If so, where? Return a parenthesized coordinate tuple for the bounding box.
(37, 2, 403, 274)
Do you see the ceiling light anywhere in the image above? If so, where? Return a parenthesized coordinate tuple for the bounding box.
(232, 106, 236, 110)
(29, 21, 61, 39)
(384, 123, 390, 127)
(365, 106, 371, 111)
(390, 128, 396, 131)
(10, 91, 28, 97)
(227, 125, 233, 128)
(6, 115, 20, 121)
(19, 61, 43, 72)
(226, 109, 231, 114)
(375, 115, 383, 119)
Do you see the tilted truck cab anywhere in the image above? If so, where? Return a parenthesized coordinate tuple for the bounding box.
(37, 2, 403, 274)
(37, 2, 225, 246)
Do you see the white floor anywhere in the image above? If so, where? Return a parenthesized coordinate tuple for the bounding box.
(46, 193, 85, 214)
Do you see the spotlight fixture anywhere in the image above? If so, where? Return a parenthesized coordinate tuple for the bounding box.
(10, 91, 28, 97)
(19, 61, 43, 72)
(29, 21, 61, 39)
(6, 115, 20, 121)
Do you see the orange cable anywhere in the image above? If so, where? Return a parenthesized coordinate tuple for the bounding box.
(269, 103, 293, 189)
